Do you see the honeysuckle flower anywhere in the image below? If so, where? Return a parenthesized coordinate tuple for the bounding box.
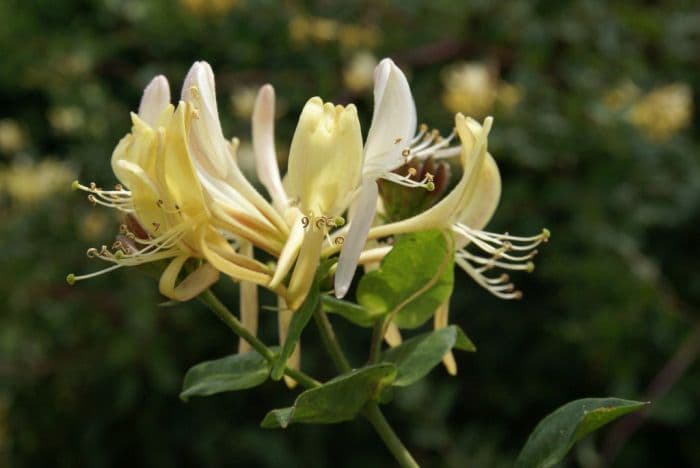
(335, 58, 456, 298)
(181, 62, 290, 258)
(69, 74, 274, 301)
(364, 113, 548, 298)
(285, 97, 364, 309)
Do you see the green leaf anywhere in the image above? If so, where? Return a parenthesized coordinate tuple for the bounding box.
(270, 279, 320, 381)
(261, 363, 397, 428)
(321, 294, 382, 327)
(357, 230, 454, 329)
(515, 397, 649, 468)
(382, 325, 475, 386)
(180, 351, 270, 402)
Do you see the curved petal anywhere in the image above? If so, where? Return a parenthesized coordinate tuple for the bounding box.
(270, 211, 306, 288)
(253, 84, 287, 210)
(434, 301, 457, 375)
(158, 255, 220, 302)
(181, 61, 230, 178)
(138, 75, 171, 127)
(366, 115, 493, 240)
(363, 58, 417, 179)
(238, 241, 259, 354)
(455, 152, 501, 247)
(334, 180, 378, 298)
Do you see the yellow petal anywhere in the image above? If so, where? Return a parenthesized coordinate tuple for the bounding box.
(286, 97, 363, 216)
(159, 255, 220, 301)
(238, 241, 259, 354)
(286, 228, 324, 310)
(434, 301, 457, 375)
(277, 296, 301, 389)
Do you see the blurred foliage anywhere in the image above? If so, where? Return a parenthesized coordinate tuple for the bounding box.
(1, 0, 699, 466)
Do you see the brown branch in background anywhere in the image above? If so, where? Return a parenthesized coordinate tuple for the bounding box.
(599, 319, 700, 466)
(598, 237, 700, 466)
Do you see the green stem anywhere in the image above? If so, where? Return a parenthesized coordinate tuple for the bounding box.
(368, 318, 386, 365)
(363, 403, 420, 468)
(199, 290, 320, 389)
(313, 306, 352, 373)
(314, 306, 419, 467)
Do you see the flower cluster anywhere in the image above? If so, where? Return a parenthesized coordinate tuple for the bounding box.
(69, 58, 548, 375)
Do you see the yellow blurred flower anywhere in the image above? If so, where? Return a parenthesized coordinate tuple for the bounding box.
(441, 62, 521, 116)
(180, 0, 239, 15)
(79, 211, 110, 241)
(48, 106, 85, 134)
(338, 24, 380, 50)
(496, 82, 523, 111)
(628, 83, 693, 141)
(230, 86, 258, 120)
(602, 80, 641, 111)
(0, 119, 26, 154)
(0, 158, 75, 204)
(343, 51, 378, 93)
(289, 15, 379, 50)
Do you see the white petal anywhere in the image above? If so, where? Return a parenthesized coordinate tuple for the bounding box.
(363, 58, 417, 179)
(334, 180, 378, 298)
(181, 61, 230, 178)
(252, 84, 287, 211)
(456, 152, 501, 246)
(138, 75, 170, 127)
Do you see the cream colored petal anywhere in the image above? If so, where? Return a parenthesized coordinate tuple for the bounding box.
(334, 180, 378, 298)
(277, 296, 300, 389)
(138, 75, 171, 127)
(287, 97, 363, 217)
(286, 229, 324, 311)
(160, 102, 208, 219)
(434, 301, 457, 375)
(199, 228, 272, 286)
(238, 241, 259, 354)
(253, 84, 287, 211)
(158, 255, 220, 302)
(367, 115, 493, 239)
(270, 211, 305, 288)
(455, 151, 501, 248)
(363, 58, 417, 179)
(181, 61, 230, 178)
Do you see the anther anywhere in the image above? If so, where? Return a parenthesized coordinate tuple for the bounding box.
(114, 184, 123, 191)
(87, 194, 97, 205)
(334, 236, 345, 246)
(86, 248, 99, 258)
(407, 167, 417, 178)
(394, 138, 402, 144)
(89, 182, 97, 190)
(152, 222, 161, 231)
(419, 123, 429, 132)
(402, 148, 410, 158)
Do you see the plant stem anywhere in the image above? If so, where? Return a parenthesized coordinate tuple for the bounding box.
(313, 306, 419, 467)
(199, 290, 320, 389)
(368, 318, 386, 365)
(313, 306, 352, 373)
(363, 403, 420, 468)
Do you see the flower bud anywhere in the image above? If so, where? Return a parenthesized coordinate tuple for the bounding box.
(287, 97, 363, 218)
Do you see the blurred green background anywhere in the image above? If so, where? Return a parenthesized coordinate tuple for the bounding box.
(1, 0, 699, 466)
